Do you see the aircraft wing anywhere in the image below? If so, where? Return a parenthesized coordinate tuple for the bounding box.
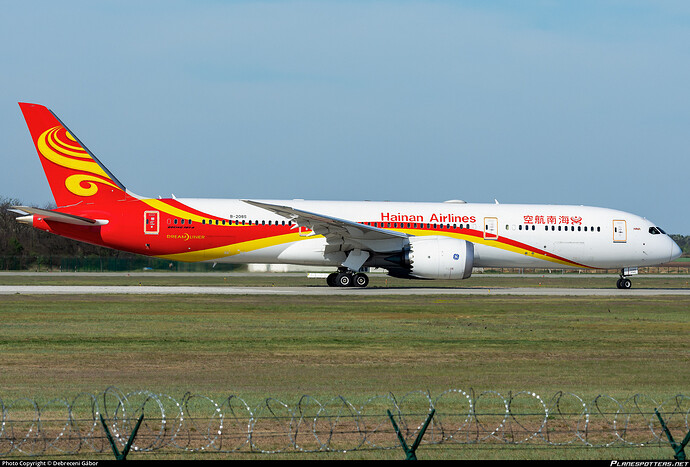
(242, 200, 409, 242)
(11, 206, 106, 226)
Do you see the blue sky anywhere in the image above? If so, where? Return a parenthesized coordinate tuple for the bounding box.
(2, 1, 688, 233)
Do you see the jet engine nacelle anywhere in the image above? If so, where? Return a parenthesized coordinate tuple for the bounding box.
(406, 236, 474, 280)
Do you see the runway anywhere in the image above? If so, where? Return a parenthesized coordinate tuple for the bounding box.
(1, 285, 689, 296)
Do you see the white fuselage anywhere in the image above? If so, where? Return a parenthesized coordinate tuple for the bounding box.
(174, 199, 681, 270)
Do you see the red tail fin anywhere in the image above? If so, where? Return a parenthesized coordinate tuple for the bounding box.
(18, 103, 126, 207)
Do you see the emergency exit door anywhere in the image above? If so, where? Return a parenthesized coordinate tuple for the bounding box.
(144, 211, 159, 235)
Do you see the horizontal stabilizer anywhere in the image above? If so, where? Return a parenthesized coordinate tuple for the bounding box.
(11, 206, 108, 226)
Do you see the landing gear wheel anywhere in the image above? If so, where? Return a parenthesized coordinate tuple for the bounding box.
(336, 272, 353, 287)
(353, 273, 369, 288)
(616, 278, 632, 289)
(327, 273, 338, 287)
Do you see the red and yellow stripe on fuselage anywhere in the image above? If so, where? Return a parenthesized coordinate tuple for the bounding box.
(36, 197, 591, 269)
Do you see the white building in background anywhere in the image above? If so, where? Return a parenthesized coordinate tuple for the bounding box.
(247, 263, 332, 273)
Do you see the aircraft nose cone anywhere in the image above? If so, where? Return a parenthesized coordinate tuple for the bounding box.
(670, 240, 682, 262)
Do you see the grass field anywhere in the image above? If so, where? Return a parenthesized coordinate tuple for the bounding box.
(0, 274, 688, 460)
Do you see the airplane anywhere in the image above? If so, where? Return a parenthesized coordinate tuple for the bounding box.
(12, 102, 682, 289)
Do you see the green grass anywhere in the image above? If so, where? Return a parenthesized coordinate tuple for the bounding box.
(0, 293, 687, 401)
(0, 277, 688, 460)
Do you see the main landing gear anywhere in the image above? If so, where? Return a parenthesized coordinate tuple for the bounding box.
(327, 269, 369, 288)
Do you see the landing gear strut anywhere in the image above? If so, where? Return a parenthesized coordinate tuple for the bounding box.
(327, 269, 369, 288)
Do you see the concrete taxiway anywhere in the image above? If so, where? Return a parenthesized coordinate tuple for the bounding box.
(1, 285, 689, 296)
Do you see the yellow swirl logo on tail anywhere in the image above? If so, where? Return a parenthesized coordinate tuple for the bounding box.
(37, 126, 119, 197)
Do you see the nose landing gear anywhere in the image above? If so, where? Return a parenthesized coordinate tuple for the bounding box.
(616, 267, 637, 289)
(327, 269, 369, 288)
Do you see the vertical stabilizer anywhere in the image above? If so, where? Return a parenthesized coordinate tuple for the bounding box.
(18, 103, 126, 208)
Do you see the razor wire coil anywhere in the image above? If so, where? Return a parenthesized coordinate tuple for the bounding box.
(0, 389, 687, 457)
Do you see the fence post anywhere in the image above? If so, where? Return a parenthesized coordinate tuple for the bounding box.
(655, 408, 689, 461)
(100, 413, 145, 460)
(387, 408, 436, 460)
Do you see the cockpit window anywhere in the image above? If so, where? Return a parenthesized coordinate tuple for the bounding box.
(649, 227, 662, 235)
(658, 227, 666, 234)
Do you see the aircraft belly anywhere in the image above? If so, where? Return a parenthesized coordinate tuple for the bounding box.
(213, 237, 340, 267)
(472, 241, 586, 269)
(277, 237, 344, 266)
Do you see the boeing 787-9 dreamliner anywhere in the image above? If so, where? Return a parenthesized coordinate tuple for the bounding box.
(12, 103, 682, 288)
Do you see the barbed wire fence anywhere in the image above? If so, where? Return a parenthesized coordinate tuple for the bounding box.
(0, 388, 688, 458)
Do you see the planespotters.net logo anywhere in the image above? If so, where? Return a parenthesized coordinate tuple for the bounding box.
(609, 462, 688, 467)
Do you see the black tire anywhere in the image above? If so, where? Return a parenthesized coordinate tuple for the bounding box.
(336, 272, 352, 287)
(327, 273, 338, 287)
(622, 278, 632, 289)
(353, 273, 369, 288)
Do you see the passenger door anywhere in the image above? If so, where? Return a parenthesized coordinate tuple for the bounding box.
(613, 219, 626, 243)
(484, 217, 498, 240)
(144, 211, 159, 235)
